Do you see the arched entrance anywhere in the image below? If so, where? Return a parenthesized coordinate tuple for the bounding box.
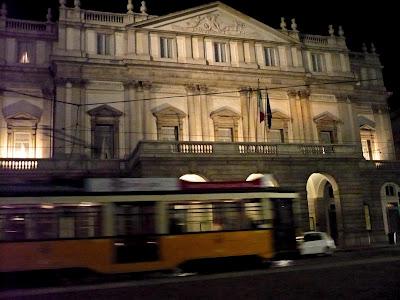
(306, 173, 342, 244)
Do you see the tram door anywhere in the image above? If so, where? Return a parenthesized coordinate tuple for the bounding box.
(273, 198, 297, 257)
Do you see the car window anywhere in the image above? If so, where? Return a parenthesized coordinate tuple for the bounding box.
(304, 233, 322, 241)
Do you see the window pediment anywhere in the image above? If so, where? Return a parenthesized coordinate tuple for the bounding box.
(87, 104, 123, 117)
(313, 112, 341, 124)
(210, 107, 240, 120)
(3, 100, 42, 121)
(152, 104, 186, 119)
(358, 116, 376, 129)
(271, 110, 290, 120)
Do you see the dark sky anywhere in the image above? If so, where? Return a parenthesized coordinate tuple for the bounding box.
(3, 0, 399, 109)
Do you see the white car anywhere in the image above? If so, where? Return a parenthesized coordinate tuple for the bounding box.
(297, 231, 336, 256)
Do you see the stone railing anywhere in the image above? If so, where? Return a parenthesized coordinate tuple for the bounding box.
(0, 158, 124, 173)
(60, 8, 154, 26)
(4, 18, 56, 34)
(83, 10, 125, 24)
(130, 141, 362, 160)
(0, 159, 38, 170)
(300, 34, 329, 45)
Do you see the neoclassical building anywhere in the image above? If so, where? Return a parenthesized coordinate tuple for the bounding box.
(0, 1, 399, 247)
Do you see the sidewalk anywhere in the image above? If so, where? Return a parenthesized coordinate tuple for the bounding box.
(337, 242, 400, 252)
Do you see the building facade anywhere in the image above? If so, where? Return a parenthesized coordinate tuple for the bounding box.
(0, 1, 399, 247)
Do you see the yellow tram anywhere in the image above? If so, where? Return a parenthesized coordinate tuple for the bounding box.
(0, 178, 298, 274)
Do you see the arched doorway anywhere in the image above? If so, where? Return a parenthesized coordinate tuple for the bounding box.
(380, 183, 400, 241)
(306, 173, 342, 244)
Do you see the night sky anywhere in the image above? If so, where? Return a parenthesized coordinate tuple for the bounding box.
(3, 0, 398, 110)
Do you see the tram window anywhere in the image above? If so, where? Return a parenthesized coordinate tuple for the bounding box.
(0, 207, 27, 240)
(59, 216, 75, 238)
(32, 213, 58, 239)
(168, 200, 268, 233)
(4, 214, 26, 240)
(115, 203, 156, 235)
(213, 202, 242, 230)
(59, 206, 102, 238)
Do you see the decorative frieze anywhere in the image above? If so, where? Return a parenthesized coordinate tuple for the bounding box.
(172, 13, 257, 38)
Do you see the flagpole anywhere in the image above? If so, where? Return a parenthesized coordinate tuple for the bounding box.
(247, 87, 251, 142)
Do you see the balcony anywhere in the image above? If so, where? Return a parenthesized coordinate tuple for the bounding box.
(0, 158, 123, 174)
(127, 141, 363, 166)
(1, 18, 57, 38)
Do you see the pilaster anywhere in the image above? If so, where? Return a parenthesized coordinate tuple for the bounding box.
(240, 89, 250, 142)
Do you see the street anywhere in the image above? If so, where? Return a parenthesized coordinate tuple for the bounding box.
(2, 246, 400, 299)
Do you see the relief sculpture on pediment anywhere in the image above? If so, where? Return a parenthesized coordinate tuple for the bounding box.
(172, 13, 257, 37)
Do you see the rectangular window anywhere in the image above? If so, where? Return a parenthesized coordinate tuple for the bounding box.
(214, 42, 227, 63)
(13, 132, 32, 158)
(97, 33, 111, 55)
(160, 37, 173, 58)
(18, 41, 33, 64)
(319, 130, 333, 144)
(160, 126, 179, 141)
(216, 127, 233, 142)
(264, 47, 277, 66)
(362, 139, 373, 160)
(311, 53, 324, 72)
(268, 129, 285, 143)
(94, 124, 115, 159)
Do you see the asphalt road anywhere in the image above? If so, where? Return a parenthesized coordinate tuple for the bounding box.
(3, 246, 400, 300)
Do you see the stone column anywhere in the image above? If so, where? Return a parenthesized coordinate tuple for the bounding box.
(186, 84, 196, 141)
(240, 89, 250, 142)
(64, 81, 73, 155)
(373, 104, 395, 160)
(53, 79, 67, 158)
(65, 79, 87, 157)
(142, 81, 156, 140)
(40, 87, 53, 158)
(123, 81, 137, 153)
(248, 89, 256, 142)
(299, 90, 313, 142)
(294, 90, 305, 143)
(135, 83, 144, 142)
(199, 85, 210, 141)
(287, 90, 299, 142)
(0, 88, 6, 157)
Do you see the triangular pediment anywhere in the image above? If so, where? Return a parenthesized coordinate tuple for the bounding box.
(358, 116, 375, 129)
(210, 106, 240, 118)
(87, 104, 123, 117)
(152, 104, 186, 118)
(3, 100, 42, 120)
(313, 112, 341, 123)
(132, 2, 297, 43)
(272, 110, 290, 120)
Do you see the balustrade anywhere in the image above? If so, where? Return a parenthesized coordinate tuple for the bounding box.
(0, 159, 38, 170)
